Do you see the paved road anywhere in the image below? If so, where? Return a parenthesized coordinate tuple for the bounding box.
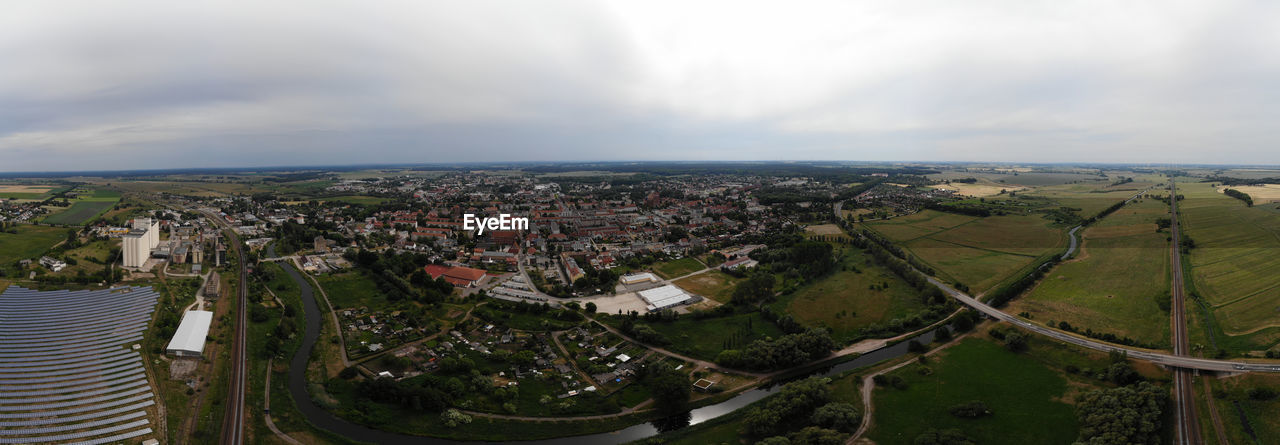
(1061, 225, 1082, 260)
(203, 210, 248, 445)
(931, 277, 1278, 373)
(1169, 181, 1204, 445)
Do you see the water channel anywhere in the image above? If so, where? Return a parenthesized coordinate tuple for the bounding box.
(273, 255, 936, 444)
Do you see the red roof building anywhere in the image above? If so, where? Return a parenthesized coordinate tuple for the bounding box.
(423, 264, 488, 287)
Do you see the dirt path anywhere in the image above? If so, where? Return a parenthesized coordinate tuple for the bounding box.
(262, 358, 304, 445)
(847, 333, 969, 444)
(1202, 375, 1231, 445)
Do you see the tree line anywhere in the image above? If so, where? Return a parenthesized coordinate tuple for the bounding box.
(1223, 188, 1254, 207)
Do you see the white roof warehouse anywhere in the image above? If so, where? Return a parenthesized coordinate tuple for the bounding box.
(166, 310, 213, 357)
(638, 285, 693, 312)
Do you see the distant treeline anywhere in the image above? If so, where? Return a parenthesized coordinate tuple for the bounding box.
(522, 162, 940, 178)
(925, 202, 992, 217)
(1204, 175, 1280, 186)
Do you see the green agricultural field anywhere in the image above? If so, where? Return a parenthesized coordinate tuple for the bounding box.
(867, 338, 1086, 445)
(618, 312, 784, 361)
(1011, 197, 1171, 348)
(41, 201, 116, 225)
(672, 270, 742, 303)
(652, 257, 705, 279)
(771, 244, 929, 344)
(315, 271, 389, 310)
(0, 225, 66, 266)
(1023, 180, 1159, 217)
(867, 212, 1066, 292)
(1177, 180, 1280, 351)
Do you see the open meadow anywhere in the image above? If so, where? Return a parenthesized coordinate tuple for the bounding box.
(867, 335, 1131, 445)
(652, 257, 705, 279)
(0, 225, 65, 266)
(1010, 197, 1171, 348)
(672, 270, 743, 303)
(770, 244, 930, 344)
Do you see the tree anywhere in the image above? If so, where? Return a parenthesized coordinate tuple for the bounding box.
(810, 402, 862, 432)
(744, 377, 832, 437)
(934, 326, 952, 342)
(585, 302, 597, 313)
(643, 364, 690, 412)
(440, 409, 472, 427)
(907, 340, 927, 353)
(789, 426, 846, 445)
(1004, 332, 1028, 352)
(948, 401, 991, 418)
(1074, 382, 1166, 445)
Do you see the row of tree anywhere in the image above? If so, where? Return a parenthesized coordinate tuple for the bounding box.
(714, 328, 835, 371)
(1223, 188, 1254, 206)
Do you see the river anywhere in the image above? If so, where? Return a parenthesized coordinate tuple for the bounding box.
(271, 250, 935, 444)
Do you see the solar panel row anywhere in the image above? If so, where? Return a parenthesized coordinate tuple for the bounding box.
(0, 286, 160, 444)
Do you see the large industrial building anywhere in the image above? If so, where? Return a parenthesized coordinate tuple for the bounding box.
(122, 218, 160, 268)
(166, 310, 213, 357)
(638, 285, 693, 312)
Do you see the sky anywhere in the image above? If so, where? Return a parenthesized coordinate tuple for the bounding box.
(2, 1, 1279, 172)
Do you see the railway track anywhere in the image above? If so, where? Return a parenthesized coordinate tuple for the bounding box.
(1169, 181, 1203, 445)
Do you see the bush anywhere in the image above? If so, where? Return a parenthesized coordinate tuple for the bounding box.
(339, 366, 359, 379)
(1247, 387, 1277, 401)
(948, 401, 991, 418)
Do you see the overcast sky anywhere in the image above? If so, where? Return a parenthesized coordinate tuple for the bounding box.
(2, 1, 1279, 172)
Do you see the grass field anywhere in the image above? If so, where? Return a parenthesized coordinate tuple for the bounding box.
(315, 271, 389, 310)
(624, 312, 784, 361)
(771, 244, 928, 344)
(672, 270, 743, 303)
(653, 257, 705, 279)
(1011, 197, 1171, 348)
(1024, 179, 1160, 216)
(1178, 181, 1280, 347)
(1208, 373, 1280, 444)
(866, 212, 1066, 292)
(0, 225, 65, 268)
(867, 337, 1087, 445)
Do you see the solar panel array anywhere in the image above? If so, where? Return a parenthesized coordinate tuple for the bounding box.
(0, 285, 160, 444)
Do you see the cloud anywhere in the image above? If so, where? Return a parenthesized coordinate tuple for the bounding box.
(1, 0, 1279, 171)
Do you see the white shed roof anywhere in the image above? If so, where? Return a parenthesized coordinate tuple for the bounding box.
(638, 285, 692, 311)
(166, 310, 213, 355)
(620, 272, 658, 284)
